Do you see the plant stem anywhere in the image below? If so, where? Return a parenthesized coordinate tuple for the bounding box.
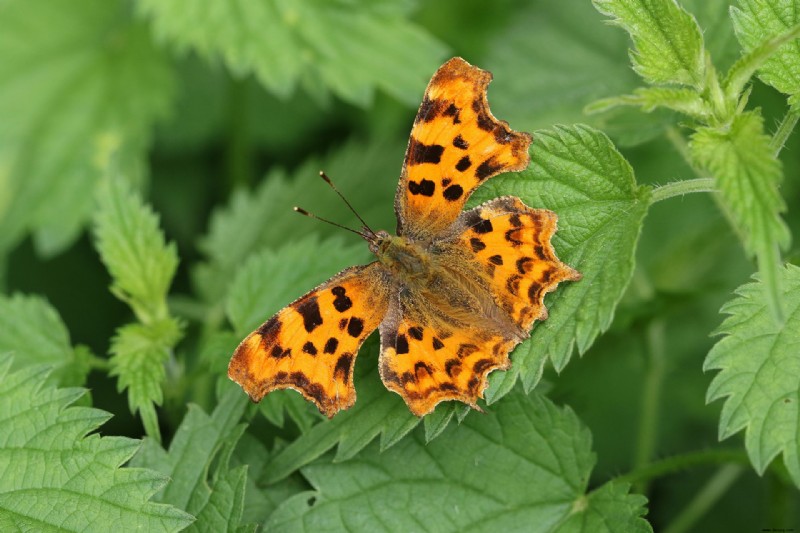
(615, 449, 749, 486)
(650, 178, 717, 203)
(770, 108, 800, 158)
(663, 465, 743, 533)
(633, 320, 666, 495)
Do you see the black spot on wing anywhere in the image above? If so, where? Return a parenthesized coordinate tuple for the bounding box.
(408, 326, 424, 340)
(455, 155, 472, 172)
(347, 317, 364, 338)
(271, 345, 291, 359)
(489, 255, 503, 265)
(443, 103, 461, 124)
(470, 237, 486, 253)
(453, 135, 469, 150)
(445, 358, 461, 377)
(408, 138, 445, 165)
(416, 96, 443, 123)
(414, 361, 433, 376)
(473, 358, 494, 374)
(517, 257, 534, 274)
(396, 334, 409, 355)
(296, 297, 323, 333)
(443, 184, 463, 201)
(475, 157, 504, 181)
(432, 337, 444, 350)
(257, 316, 281, 345)
(334, 353, 354, 384)
(302, 342, 318, 356)
(324, 337, 339, 354)
(331, 286, 352, 312)
(473, 219, 493, 234)
(408, 179, 436, 196)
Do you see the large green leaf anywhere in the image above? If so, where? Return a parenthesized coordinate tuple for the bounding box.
(732, 0, 800, 107)
(592, 0, 706, 88)
(0, 294, 90, 386)
(132, 386, 249, 531)
(0, 356, 193, 531)
(136, 0, 447, 106)
(0, 0, 173, 255)
(267, 389, 651, 532)
(705, 264, 800, 486)
(472, 125, 651, 396)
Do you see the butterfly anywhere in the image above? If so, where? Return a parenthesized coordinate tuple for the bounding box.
(228, 57, 580, 418)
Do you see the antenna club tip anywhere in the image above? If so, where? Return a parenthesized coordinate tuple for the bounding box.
(294, 206, 308, 215)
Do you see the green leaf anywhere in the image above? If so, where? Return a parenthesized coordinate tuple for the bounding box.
(0, 0, 173, 255)
(132, 386, 249, 531)
(585, 87, 710, 120)
(485, 1, 674, 147)
(0, 355, 193, 531)
(94, 175, 179, 323)
(690, 111, 790, 320)
(109, 319, 182, 440)
(0, 294, 89, 386)
(732, 0, 800, 107)
(267, 389, 651, 532)
(592, 0, 706, 89)
(705, 264, 800, 486)
(195, 138, 400, 303)
(136, 0, 447, 107)
(472, 125, 651, 394)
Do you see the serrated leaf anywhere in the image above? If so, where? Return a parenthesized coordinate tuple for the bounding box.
(0, 0, 173, 255)
(136, 0, 447, 107)
(690, 111, 789, 319)
(267, 388, 651, 532)
(592, 0, 705, 89)
(472, 125, 650, 395)
(485, 1, 674, 147)
(195, 138, 399, 303)
(586, 87, 710, 120)
(0, 355, 193, 531)
(94, 175, 179, 323)
(109, 318, 182, 438)
(132, 386, 249, 531)
(705, 264, 800, 486)
(732, 0, 800, 104)
(0, 294, 89, 386)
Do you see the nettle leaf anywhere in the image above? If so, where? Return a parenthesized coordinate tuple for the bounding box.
(592, 0, 705, 89)
(195, 138, 399, 303)
(732, 0, 800, 107)
(0, 294, 89, 387)
(267, 389, 651, 532)
(705, 264, 800, 486)
(94, 176, 182, 440)
(136, 0, 447, 107)
(0, 356, 193, 531)
(95, 176, 179, 322)
(485, 1, 674, 147)
(472, 125, 651, 396)
(132, 386, 249, 531)
(690, 111, 789, 318)
(0, 0, 173, 256)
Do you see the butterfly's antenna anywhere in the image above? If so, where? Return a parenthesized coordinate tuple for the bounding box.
(293, 207, 372, 241)
(318, 171, 376, 238)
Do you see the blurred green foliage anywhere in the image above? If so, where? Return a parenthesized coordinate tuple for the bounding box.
(1, 0, 799, 531)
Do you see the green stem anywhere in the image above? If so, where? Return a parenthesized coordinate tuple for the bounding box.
(663, 465, 744, 533)
(770, 108, 800, 158)
(650, 178, 717, 203)
(633, 321, 666, 495)
(615, 449, 749, 486)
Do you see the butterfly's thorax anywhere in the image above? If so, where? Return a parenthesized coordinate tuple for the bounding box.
(373, 232, 432, 284)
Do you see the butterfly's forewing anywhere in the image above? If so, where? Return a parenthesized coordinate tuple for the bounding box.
(455, 196, 581, 330)
(229, 263, 393, 418)
(395, 57, 532, 242)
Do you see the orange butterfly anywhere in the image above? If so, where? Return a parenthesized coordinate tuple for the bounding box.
(228, 57, 580, 417)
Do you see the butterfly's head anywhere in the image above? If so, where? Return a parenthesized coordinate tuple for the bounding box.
(366, 229, 392, 255)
